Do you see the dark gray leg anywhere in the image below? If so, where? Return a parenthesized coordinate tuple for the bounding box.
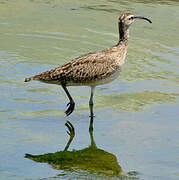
(89, 86, 95, 118)
(61, 84, 75, 116)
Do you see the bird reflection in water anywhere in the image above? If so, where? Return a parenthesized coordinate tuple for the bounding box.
(25, 117, 138, 178)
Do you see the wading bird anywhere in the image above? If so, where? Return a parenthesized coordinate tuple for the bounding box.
(25, 13, 152, 117)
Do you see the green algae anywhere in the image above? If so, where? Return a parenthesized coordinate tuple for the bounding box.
(100, 91, 179, 111)
(25, 146, 122, 176)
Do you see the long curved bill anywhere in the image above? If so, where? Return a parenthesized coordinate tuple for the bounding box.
(134, 16, 152, 23)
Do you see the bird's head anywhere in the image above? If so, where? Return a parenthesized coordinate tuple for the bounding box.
(119, 13, 152, 29)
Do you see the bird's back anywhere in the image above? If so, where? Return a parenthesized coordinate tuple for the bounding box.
(25, 44, 128, 86)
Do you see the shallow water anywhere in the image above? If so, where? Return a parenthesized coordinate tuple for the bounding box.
(0, 0, 179, 179)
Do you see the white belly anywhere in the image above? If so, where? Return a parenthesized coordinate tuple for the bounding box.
(67, 67, 121, 87)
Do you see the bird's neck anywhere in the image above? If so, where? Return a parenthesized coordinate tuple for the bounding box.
(117, 21, 129, 46)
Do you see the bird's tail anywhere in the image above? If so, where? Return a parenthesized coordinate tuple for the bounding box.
(24, 70, 53, 82)
(24, 75, 41, 82)
(24, 77, 32, 82)
(24, 77, 36, 82)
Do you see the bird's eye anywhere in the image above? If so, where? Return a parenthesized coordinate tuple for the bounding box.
(129, 17, 134, 20)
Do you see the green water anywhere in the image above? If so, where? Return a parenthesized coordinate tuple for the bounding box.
(0, 0, 179, 179)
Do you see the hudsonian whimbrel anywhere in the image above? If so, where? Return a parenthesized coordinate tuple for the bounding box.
(25, 13, 152, 117)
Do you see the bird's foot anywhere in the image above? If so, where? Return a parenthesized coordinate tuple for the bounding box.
(65, 101, 75, 116)
(65, 121, 75, 138)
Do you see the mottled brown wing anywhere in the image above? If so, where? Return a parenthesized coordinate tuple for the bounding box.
(25, 48, 118, 84)
(24, 51, 98, 82)
(49, 50, 117, 85)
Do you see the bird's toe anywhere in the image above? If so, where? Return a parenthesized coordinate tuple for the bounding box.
(65, 102, 75, 116)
